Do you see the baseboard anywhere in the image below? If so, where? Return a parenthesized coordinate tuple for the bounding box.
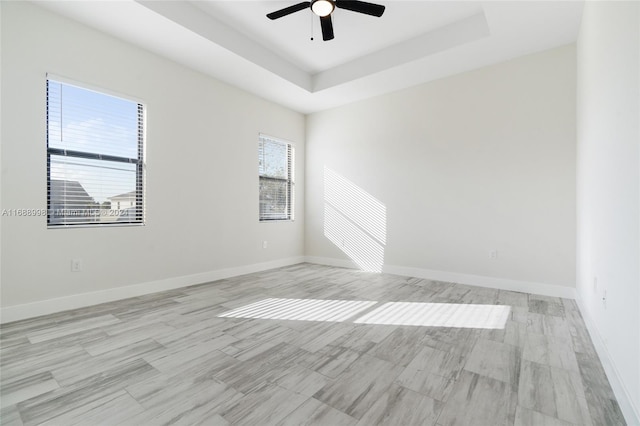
(575, 296, 640, 426)
(304, 256, 359, 270)
(0, 256, 305, 324)
(305, 256, 576, 299)
(2, 256, 574, 324)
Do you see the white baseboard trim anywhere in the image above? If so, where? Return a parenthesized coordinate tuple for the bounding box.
(304, 256, 359, 270)
(304, 256, 576, 299)
(0, 256, 305, 324)
(384, 264, 577, 299)
(575, 296, 640, 426)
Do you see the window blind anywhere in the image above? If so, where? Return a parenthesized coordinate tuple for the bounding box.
(258, 135, 294, 221)
(46, 79, 145, 227)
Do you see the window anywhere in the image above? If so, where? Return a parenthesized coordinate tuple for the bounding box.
(258, 135, 294, 221)
(46, 78, 145, 227)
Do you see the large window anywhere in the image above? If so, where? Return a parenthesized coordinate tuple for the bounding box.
(46, 78, 145, 227)
(258, 135, 294, 221)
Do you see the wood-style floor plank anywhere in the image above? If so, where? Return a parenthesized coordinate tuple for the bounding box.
(0, 264, 626, 425)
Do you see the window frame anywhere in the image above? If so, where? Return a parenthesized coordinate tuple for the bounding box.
(258, 134, 295, 222)
(46, 75, 146, 228)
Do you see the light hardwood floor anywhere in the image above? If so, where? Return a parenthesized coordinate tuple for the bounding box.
(0, 264, 626, 425)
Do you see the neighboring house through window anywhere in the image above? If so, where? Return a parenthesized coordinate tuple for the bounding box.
(46, 77, 145, 226)
(258, 134, 294, 221)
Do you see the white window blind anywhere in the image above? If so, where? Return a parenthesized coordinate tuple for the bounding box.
(46, 79, 145, 227)
(258, 135, 294, 221)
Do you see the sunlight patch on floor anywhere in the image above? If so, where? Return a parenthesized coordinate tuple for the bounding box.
(354, 301, 511, 329)
(219, 298, 510, 329)
(218, 298, 377, 322)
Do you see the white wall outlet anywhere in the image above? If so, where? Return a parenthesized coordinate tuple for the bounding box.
(489, 250, 498, 259)
(71, 259, 83, 272)
(262, 241, 268, 249)
(593, 276, 598, 292)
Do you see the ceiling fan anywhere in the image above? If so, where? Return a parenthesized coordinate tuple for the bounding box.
(267, 0, 386, 41)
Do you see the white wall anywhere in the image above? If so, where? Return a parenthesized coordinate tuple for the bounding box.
(0, 2, 305, 316)
(576, 1, 640, 422)
(306, 45, 577, 293)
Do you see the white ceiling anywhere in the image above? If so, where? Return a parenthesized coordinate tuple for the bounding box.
(36, 1, 584, 114)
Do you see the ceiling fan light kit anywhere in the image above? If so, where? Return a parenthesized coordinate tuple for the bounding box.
(311, 0, 335, 17)
(267, 0, 386, 41)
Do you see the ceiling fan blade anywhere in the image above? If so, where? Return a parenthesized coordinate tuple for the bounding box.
(336, 1, 385, 17)
(320, 15, 335, 41)
(267, 2, 310, 20)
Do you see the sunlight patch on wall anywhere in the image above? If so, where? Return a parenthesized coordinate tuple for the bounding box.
(324, 167, 387, 272)
(354, 302, 511, 329)
(218, 298, 377, 322)
(324, 204, 385, 273)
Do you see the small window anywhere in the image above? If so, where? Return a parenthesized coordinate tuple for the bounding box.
(46, 78, 145, 227)
(258, 135, 294, 221)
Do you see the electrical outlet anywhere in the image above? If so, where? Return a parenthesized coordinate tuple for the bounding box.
(71, 259, 83, 272)
(593, 276, 598, 293)
(489, 250, 498, 259)
(262, 241, 268, 249)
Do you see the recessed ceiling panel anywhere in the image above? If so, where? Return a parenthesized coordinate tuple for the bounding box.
(193, 1, 483, 73)
(34, 0, 584, 113)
